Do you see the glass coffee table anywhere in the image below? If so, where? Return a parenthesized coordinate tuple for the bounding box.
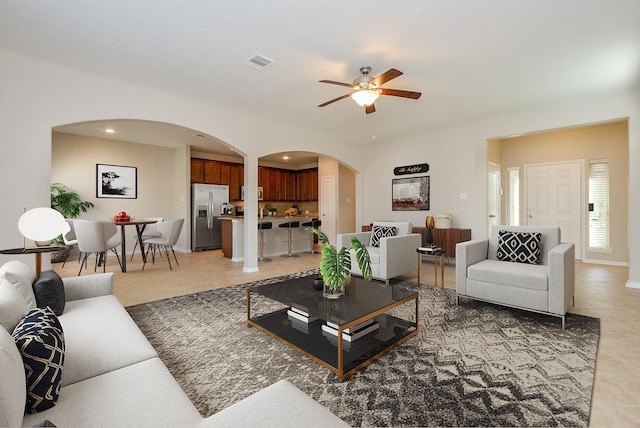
(246, 275, 419, 382)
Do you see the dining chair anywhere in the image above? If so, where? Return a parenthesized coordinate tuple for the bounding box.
(61, 219, 80, 268)
(130, 217, 164, 261)
(74, 220, 122, 275)
(143, 219, 184, 271)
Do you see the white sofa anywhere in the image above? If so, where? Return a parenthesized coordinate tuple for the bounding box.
(337, 222, 421, 284)
(456, 225, 575, 328)
(0, 261, 349, 427)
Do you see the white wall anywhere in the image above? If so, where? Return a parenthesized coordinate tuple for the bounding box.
(52, 132, 184, 251)
(361, 89, 640, 286)
(1, 48, 639, 287)
(0, 49, 365, 272)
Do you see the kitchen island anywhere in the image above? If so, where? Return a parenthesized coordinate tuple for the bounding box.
(220, 216, 316, 261)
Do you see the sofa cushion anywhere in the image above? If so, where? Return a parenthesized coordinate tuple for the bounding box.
(0, 276, 29, 332)
(496, 230, 542, 264)
(22, 358, 202, 428)
(0, 260, 37, 311)
(33, 271, 65, 316)
(198, 379, 350, 428)
(58, 295, 157, 387)
(0, 326, 27, 427)
(370, 225, 396, 247)
(12, 307, 65, 414)
(468, 259, 549, 291)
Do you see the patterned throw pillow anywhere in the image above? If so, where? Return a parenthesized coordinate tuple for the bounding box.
(370, 225, 397, 247)
(12, 307, 65, 413)
(497, 230, 542, 264)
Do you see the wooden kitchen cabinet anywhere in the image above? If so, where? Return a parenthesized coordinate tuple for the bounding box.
(190, 159, 204, 183)
(219, 163, 231, 186)
(203, 161, 221, 184)
(229, 164, 243, 200)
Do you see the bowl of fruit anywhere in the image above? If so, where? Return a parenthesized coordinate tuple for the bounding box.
(113, 211, 131, 222)
(285, 207, 298, 217)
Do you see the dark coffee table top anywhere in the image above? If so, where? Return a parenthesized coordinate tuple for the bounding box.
(250, 275, 417, 326)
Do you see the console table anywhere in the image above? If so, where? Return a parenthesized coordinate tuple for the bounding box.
(362, 225, 471, 258)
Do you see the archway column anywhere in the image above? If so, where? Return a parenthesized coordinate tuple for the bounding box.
(242, 154, 259, 272)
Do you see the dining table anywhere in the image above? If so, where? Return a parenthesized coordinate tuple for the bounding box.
(112, 218, 158, 272)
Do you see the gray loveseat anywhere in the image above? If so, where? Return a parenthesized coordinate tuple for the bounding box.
(455, 226, 575, 328)
(0, 260, 348, 427)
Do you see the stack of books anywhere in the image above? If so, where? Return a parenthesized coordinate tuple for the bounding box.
(286, 307, 318, 335)
(321, 318, 379, 342)
(286, 307, 318, 323)
(418, 246, 442, 253)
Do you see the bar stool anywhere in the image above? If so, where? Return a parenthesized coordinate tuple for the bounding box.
(257, 222, 272, 262)
(301, 219, 322, 254)
(279, 220, 300, 257)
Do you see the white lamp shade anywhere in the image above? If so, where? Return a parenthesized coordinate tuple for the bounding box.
(351, 89, 380, 107)
(18, 207, 67, 242)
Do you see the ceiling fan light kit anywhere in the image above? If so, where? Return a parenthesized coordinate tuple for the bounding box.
(351, 89, 380, 107)
(318, 66, 421, 114)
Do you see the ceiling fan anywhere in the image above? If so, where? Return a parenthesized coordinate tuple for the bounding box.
(318, 66, 422, 114)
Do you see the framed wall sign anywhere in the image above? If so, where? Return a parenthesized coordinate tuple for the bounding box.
(392, 176, 430, 211)
(393, 163, 429, 176)
(96, 164, 137, 199)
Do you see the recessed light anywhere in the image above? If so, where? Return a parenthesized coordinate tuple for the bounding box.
(105, 128, 116, 134)
(282, 156, 290, 160)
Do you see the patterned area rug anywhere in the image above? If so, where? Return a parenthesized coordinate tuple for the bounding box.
(126, 270, 599, 427)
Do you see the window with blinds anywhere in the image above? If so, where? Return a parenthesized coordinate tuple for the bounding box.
(506, 167, 520, 226)
(588, 160, 610, 249)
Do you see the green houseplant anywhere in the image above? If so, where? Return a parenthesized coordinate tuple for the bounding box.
(306, 227, 372, 298)
(50, 183, 95, 262)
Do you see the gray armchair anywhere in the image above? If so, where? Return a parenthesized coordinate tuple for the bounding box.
(337, 222, 421, 285)
(456, 225, 574, 328)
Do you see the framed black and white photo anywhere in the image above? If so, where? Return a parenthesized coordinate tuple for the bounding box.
(96, 164, 137, 199)
(392, 176, 430, 211)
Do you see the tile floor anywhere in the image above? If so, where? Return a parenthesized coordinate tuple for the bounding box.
(52, 250, 640, 427)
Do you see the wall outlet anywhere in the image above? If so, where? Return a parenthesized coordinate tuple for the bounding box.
(460, 192, 468, 200)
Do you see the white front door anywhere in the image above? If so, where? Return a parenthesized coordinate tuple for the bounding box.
(487, 163, 501, 235)
(320, 175, 337, 244)
(525, 161, 582, 258)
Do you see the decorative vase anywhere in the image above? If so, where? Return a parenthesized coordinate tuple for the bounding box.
(312, 277, 324, 290)
(425, 228, 433, 246)
(323, 275, 349, 299)
(425, 216, 435, 246)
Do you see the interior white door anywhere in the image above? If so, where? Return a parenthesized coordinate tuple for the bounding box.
(320, 175, 337, 244)
(525, 161, 582, 258)
(487, 163, 501, 235)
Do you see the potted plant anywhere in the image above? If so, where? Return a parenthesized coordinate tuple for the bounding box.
(50, 183, 95, 262)
(306, 227, 372, 299)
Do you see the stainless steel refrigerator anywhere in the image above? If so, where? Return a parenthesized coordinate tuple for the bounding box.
(191, 184, 229, 251)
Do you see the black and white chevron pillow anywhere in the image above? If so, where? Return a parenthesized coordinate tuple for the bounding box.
(497, 230, 542, 264)
(370, 225, 397, 247)
(12, 307, 65, 413)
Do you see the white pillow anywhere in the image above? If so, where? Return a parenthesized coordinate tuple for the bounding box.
(0, 277, 29, 332)
(0, 326, 27, 427)
(0, 260, 37, 310)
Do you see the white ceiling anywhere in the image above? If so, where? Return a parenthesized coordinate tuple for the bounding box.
(2, 0, 639, 159)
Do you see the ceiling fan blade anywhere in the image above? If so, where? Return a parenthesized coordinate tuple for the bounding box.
(372, 68, 403, 86)
(380, 88, 422, 99)
(318, 93, 352, 107)
(365, 103, 376, 114)
(319, 80, 354, 88)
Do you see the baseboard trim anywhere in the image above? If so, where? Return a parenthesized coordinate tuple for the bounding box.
(626, 281, 640, 289)
(581, 258, 628, 267)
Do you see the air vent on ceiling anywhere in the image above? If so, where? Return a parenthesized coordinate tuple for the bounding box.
(243, 54, 275, 71)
